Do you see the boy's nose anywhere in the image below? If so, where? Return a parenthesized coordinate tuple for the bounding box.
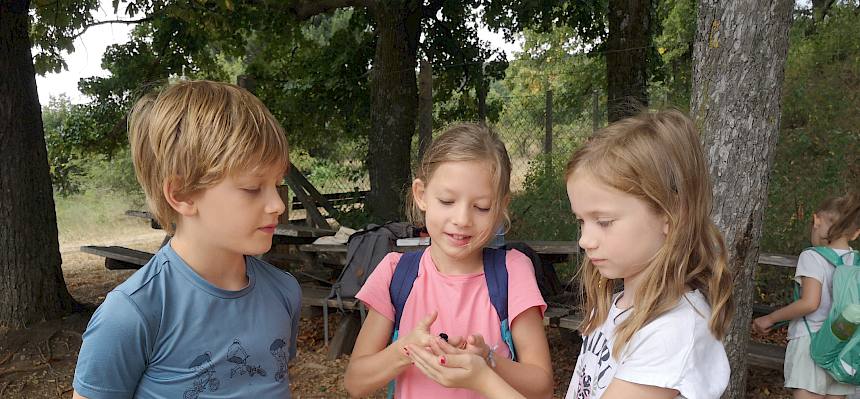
(268, 189, 286, 216)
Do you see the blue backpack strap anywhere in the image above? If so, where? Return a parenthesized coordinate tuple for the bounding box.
(483, 248, 517, 361)
(387, 249, 423, 399)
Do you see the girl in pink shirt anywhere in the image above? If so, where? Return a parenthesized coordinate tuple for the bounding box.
(343, 123, 553, 398)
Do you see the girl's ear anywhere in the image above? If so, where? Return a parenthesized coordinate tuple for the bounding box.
(412, 178, 428, 211)
(163, 177, 197, 217)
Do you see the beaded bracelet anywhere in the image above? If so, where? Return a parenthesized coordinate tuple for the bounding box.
(486, 344, 498, 368)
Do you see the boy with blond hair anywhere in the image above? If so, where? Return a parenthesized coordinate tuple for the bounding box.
(73, 80, 301, 398)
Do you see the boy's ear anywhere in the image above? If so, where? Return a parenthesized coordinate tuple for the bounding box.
(850, 228, 860, 242)
(812, 213, 821, 229)
(163, 177, 197, 216)
(412, 178, 428, 211)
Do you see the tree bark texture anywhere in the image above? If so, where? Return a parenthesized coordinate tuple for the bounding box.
(691, 1, 793, 397)
(366, 1, 421, 222)
(0, 0, 77, 327)
(606, 0, 651, 122)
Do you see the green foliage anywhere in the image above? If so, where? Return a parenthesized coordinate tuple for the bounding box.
(509, 153, 580, 242)
(761, 5, 860, 255)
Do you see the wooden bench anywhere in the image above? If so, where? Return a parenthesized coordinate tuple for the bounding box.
(557, 305, 787, 370)
(80, 245, 154, 270)
(291, 190, 368, 211)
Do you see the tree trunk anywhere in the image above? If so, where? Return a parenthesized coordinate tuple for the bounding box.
(0, 0, 77, 328)
(365, 2, 421, 222)
(690, 1, 793, 397)
(606, 0, 651, 122)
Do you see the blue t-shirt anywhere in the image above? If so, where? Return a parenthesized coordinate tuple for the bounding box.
(73, 243, 301, 399)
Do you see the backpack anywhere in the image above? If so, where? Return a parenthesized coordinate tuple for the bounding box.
(801, 246, 860, 384)
(386, 247, 517, 398)
(322, 222, 419, 345)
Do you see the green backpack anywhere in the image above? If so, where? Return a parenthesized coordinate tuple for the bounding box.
(800, 246, 860, 384)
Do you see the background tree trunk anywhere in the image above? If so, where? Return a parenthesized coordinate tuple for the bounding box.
(365, 2, 421, 222)
(690, 1, 793, 397)
(606, 0, 651, 122)
(0, 0, 77, 328)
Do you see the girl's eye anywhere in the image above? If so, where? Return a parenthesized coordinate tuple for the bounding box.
(597, 220, 614, 228)
(439, 199, 454, 205)
(475, 206, 490, 212)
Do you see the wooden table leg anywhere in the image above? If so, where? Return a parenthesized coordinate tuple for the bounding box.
(327, 312, 361, 360)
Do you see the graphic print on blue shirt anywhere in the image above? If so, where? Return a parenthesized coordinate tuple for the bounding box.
(184, 352, 220, 399)
(270, 338, 289, 382)
(227, 339, 268, 379)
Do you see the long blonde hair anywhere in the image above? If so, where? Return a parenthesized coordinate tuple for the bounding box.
(566, 109, 734, 358)
(407, 123, 512, 248)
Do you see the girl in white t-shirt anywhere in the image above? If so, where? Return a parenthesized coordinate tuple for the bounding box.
(406, 110, 735, 399)
(753, 193, 860, 399)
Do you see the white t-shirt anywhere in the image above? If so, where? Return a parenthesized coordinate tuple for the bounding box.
(788, 248, 856, 340)
(565, 290, 729, 399)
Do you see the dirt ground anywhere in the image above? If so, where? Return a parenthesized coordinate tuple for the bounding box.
(0, 233, 793, 398)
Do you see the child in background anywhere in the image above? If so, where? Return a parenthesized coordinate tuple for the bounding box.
(407, 110, 735, 399)
(754, 193, 860, 399)
(73, 80, 300, 398)
(344, 123, 553, 398)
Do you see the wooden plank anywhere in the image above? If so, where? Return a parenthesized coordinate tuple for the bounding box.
(301, 284, 361, 310)
(284, 170, 329, 229)
(557, 311, 785, 370)
(759, 252, 798, 268)
(81, 246, 154, 270)
(81, 246, 153, 265)
(288, 163, 340, 218)
(274, 224, 336, 238)
(748, 342, 786, 370)
(543, 306, 572, 327)
(292, 191, 368, 210)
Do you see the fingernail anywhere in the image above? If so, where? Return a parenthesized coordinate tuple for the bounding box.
(439, 356, 446, 365)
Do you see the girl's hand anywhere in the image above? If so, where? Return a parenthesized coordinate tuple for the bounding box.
(406, 340, 491, 391)
(396, 312, 438, 355)
(463, 334, 491, 361)
(753, 315, 774, 334)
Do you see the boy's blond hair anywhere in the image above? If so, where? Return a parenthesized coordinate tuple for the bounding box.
(129, 80, 289, 234)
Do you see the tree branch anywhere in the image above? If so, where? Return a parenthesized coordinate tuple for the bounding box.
(70, 16, 156, 41)
(289, 0, 375, 20)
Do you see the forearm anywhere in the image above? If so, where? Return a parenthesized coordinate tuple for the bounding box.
(492, 357, 554, 399)
(768, 301, 816, 323)
(474, 367, 527, 399)
(344, 342, 411, 397)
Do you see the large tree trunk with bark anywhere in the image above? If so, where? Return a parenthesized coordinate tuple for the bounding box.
(606, 0, 651, 122)
(0, 0, 77, 327)
(691, 1, 793, 397)
(365, 2, 421, 222)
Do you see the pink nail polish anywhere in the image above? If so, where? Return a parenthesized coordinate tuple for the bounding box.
(439, 356, 446, 365)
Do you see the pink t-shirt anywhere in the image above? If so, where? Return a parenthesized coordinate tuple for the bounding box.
(356, 248, 547, 399)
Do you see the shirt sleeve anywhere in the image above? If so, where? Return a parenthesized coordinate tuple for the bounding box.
(506, 249, 548, 324)
(613, 314, 693, 391)
(795, 249, 827, 285)
(73, 291, 151, 399)
(355, 252, 402, 321)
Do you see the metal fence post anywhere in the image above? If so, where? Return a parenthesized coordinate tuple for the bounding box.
(544, 89, 553, 173)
